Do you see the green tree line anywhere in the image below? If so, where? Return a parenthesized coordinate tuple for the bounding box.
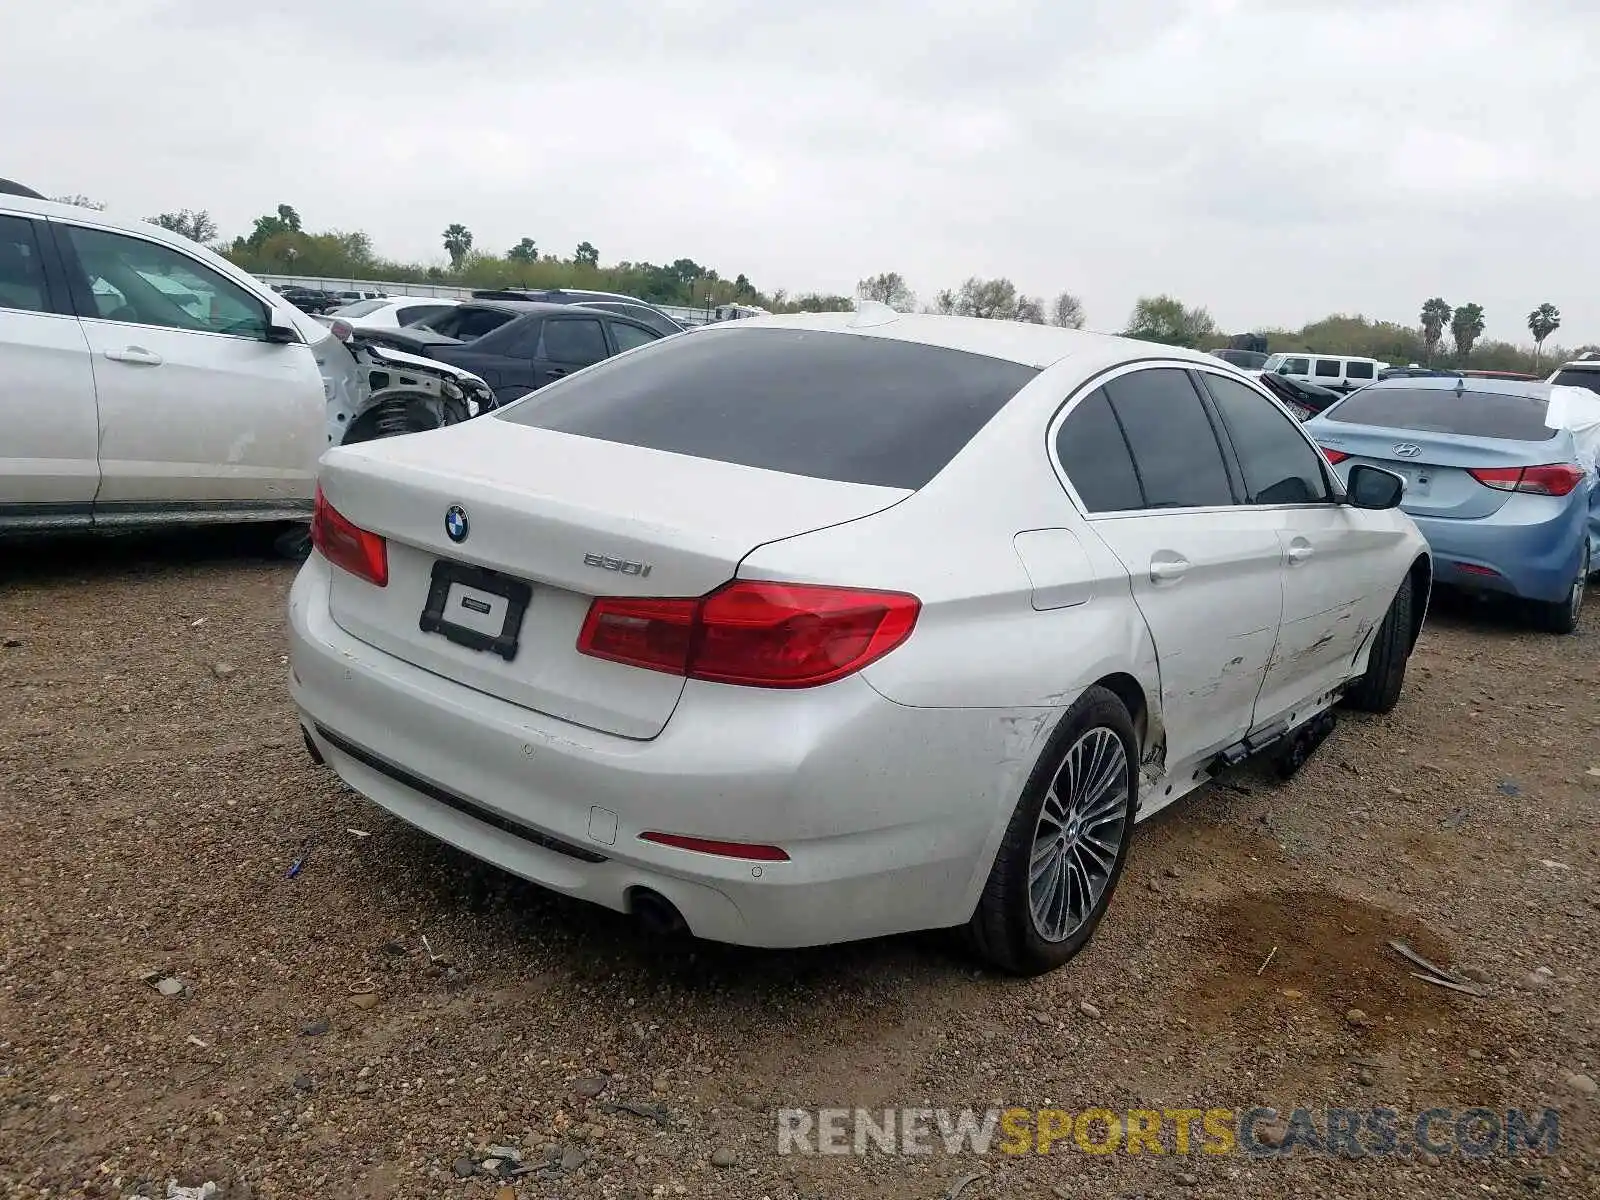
(96, 197, 1591, 365)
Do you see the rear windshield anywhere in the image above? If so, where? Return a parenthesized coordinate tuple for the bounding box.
(497, 326, 1040, 489)
(1326, 386, 1558, 440)
(1551, 368, 1600, 397)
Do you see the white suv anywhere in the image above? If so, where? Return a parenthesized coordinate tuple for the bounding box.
(0, 189, 492, 546)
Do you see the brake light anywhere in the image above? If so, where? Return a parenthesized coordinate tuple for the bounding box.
(1320, 448, 1350, 464)
(310, 486, 388, 586)
(1467, 464, 1583, 497)
(329, 319, 354, 342)
(577, 580, 920, 688)
(639, 832, 790, 861)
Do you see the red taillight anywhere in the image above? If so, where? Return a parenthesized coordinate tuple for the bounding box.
(329, 318, 354, 342)
(1320, 448, 1349, 464)
(310, 485, 388, 587)
(577, 580, 920, 688)
(639, 832, 790, 861)
(1467, 464, 1583, 497)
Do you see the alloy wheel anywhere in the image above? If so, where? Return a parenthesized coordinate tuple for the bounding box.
(1028, 727, 1130, 942)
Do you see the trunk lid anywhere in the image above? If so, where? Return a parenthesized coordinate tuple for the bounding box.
(317, 420, 911, 739)
(1311, 424, 1563, 521)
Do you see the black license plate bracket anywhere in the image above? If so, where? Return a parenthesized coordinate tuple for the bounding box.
(419, 560, 533, 662)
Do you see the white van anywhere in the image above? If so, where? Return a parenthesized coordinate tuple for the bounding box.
(1262, 353, 1387, 392)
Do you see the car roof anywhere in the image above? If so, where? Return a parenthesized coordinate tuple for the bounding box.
(0, 190, 240, 262)
(715, 309, 1225, 372)
(0, 177, 48, 199)
(461, 300, 569, 315)
(710, 310, 1222, 371)
(1553, 359, 1600, 371)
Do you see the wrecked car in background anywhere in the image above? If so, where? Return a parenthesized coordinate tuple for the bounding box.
(0, 189, 493, 554)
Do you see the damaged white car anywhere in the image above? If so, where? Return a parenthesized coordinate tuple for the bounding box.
(0, 186, 494, 553)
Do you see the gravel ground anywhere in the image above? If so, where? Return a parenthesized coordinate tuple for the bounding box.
(1, 530, 1596, 1200)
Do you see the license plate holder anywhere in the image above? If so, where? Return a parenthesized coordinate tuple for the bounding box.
(419, 560, 533, 662)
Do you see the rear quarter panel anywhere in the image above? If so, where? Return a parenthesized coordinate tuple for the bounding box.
(734, 361, 1161, 718)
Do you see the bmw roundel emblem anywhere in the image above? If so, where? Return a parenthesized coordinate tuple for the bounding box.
(445, 505, 470, 543)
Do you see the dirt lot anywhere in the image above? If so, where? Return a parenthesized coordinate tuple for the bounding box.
(2, 531, 1597, 1200)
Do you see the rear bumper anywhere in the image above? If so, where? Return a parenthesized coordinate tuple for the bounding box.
(286, 555, 1056, 948)
(1410, 502, 1587, 603)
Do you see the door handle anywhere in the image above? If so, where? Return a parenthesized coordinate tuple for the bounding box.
(1149, 554, 1190, 582)
(547, 366, 568, 377)
(104, 347, 163, 366)
(1287, 541, 1315, 565)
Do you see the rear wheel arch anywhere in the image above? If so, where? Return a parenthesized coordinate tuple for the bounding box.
(1406, 554, 1432, 650)
(1089, 671, 1149, 754)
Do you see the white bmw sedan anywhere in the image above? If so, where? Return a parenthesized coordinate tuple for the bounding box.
(288, 308, 1431, 975)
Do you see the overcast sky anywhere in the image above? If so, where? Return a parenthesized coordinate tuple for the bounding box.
(5, 0, 1596, 345)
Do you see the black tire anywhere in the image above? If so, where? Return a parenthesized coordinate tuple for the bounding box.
(270, 522, 312, 562)
(965, 685, 1138, 977)
(1527, 542, 1588, 635)
(1342, 573, 1414, 714)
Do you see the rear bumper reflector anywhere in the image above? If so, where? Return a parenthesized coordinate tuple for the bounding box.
(639, 831, 790, 861)
(312, 723, 609, 864)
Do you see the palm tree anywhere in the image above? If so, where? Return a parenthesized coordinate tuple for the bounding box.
(1419, 298, 1452, 364)
(1451, 303, 1486, 364)
(441, 223, 473, 269)
(1527, 303, 1561, 370)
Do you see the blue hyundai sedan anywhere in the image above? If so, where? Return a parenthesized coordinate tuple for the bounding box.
(1304, 377, 1597, 634)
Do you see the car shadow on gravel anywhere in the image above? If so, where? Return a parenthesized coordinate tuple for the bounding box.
(368, 818, 974, 996)
(0, 526, 297, 585)
(1419, 582, 1586, 637)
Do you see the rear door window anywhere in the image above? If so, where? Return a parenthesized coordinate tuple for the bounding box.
(499, 326, 1039, 489)
(492, 317, 544, 360)
(609, 320, 659, 353)
(1314, 359, 1341, 378)
(542, 317, 609, 366)
(1101, 368, 1236, 508)
(1326, 387, 1559, 440)
(0, 214, 51, 313)
(1054, 388, 1144, 512)
(1345, 360, 1374, 380)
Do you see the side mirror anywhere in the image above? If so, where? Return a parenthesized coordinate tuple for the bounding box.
(1346, 464, 1405, 510)
(1277, 364, 1293, 375)
(265, 309, 302, 345)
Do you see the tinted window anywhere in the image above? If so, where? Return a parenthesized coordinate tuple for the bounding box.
(1551, 369, 1600, 397)
(610, 321, 658, 353)
(396, 303, 450, 325)
(0, 215, 49, 313)
(1101, 369, 1235, 508)
(1314, 359, 1341, 378)
(441, 306, 516, 341)
(1345, 361, 1374, 379)
(543, 318, 608, 366)
(1283, 357, 1310, 374)
(1326, 386, 1559, 440)
(499, 326, 1039, 489)
(1056, 388, 1143, 512)
(66, 226, 266, 338)
(608, 306, 680, 336)
(488, 317, 544, 359)
(1200, 373, 1330, 504)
